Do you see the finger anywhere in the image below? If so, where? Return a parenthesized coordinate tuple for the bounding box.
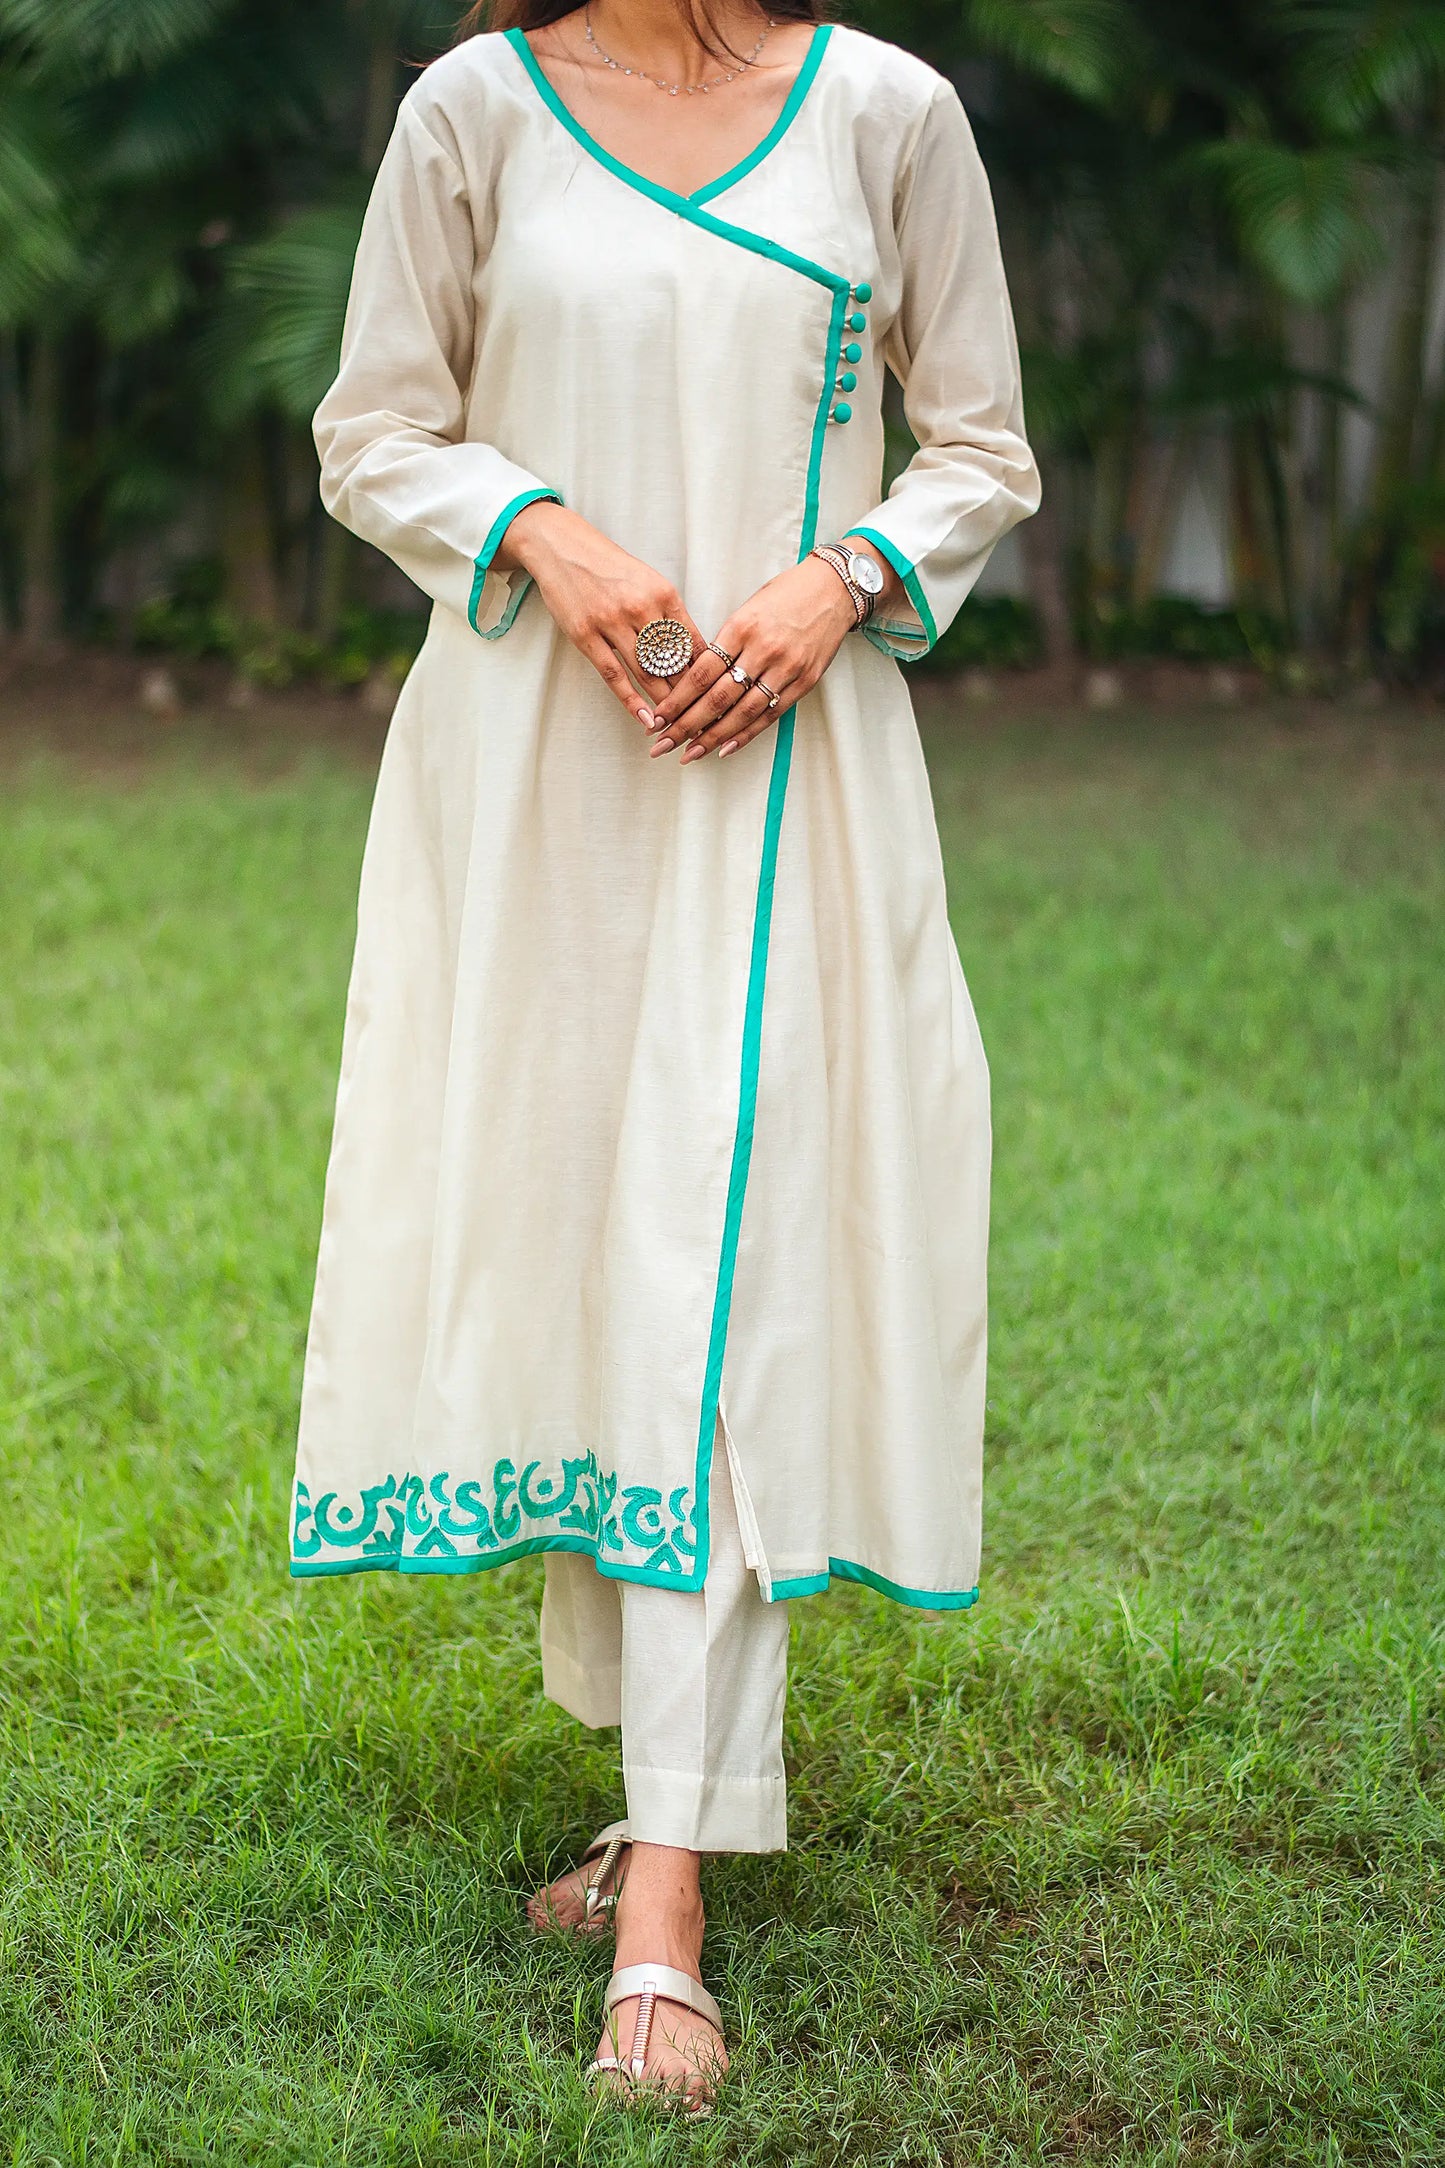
(648, 649, 734, 746)
(586, 635, 653, 725)
(717, 710, 784, 758)
(680, 681, 785, 762)
(650, 661, 751, 757)
(651, 637, 740, 727)
(710, 667, 810, 758)
(648, 643, 728, 724)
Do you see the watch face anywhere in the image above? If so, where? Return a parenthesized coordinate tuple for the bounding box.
(847, 550, 886, 596)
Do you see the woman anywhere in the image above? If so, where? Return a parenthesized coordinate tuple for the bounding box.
(291, 0, 1038, 2111)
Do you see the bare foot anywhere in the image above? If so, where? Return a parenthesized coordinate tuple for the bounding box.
(593, 1842, 727, 2114)
(527, 1831, 631, 1936)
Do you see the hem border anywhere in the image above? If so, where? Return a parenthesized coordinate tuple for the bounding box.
(290, 1534, 979, 1613)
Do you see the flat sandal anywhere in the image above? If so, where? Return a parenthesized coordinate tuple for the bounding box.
(527, 1818, 630, 1938)
(588, 1960, 725, 2119)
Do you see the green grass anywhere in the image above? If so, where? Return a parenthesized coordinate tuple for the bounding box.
(0, 704, 1442, 2164)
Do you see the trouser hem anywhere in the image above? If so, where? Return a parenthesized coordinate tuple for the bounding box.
(623, 1763, 788, 1854)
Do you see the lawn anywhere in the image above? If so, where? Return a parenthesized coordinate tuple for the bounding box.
(0, 693, 1441, 2164)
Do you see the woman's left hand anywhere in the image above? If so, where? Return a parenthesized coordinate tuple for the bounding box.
(645, 556, 859, 763)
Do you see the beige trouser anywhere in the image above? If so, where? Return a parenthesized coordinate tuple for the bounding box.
(539, 1437, 789, 1852)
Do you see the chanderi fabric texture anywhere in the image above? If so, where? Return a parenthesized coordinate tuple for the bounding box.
(290, 23, 1040, 1608)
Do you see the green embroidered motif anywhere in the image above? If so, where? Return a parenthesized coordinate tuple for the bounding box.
(292, 1454, 698, 1576)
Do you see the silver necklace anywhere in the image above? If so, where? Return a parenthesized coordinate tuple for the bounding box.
(583, 4, 776, 96)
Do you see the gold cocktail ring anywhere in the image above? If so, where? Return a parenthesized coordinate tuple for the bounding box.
(755, 679, 781, 709)
(635, 619, 694, 678)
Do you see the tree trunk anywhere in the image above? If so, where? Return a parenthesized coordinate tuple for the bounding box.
(1018, 467, 1076, 664)
(222, 422, 282, 626)
(1345, 149, 1442, 665)
(1130, 432, 1193, 613)
(1312, 302, 1350, 658)
(313, 513, 355, 644)
(992, 200, 1075, 663)
(361, 35, 398, 173)
(0, 330, 23, 636)
(20, 331, 64, 646)
(1083, 425, 1130, 654)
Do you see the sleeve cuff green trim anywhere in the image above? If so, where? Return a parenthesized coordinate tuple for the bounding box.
(846, 526, 939, 660)
(468, 486, 562, 635)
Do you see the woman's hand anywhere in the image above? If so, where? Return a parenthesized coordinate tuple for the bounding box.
(644, 554, 866, 763)
(498, 500, 705, 725)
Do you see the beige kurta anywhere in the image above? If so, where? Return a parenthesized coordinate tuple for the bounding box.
(290, 21, 1040, 1607)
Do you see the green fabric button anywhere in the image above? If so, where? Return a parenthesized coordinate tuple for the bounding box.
(839, 370, 857, 392)
(832, 402, 852, 423)
(854, 281, 872, 302)
(847, 311, 866, 332)
(844, 342, 862, 363)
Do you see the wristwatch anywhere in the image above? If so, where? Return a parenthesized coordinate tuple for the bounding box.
(811, 542, 886, 626)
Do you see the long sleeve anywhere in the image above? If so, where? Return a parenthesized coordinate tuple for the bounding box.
(850, 83, 1040, 662)
(313, 93, 560, 639)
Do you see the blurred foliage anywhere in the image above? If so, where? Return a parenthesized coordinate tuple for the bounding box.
(129, 556, 425, 685)
(0, 0, 1442, 684)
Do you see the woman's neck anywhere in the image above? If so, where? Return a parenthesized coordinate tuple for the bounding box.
(581, 0, 776, 86)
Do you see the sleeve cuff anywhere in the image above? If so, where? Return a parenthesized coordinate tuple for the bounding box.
(845, 526, 939, 665)
(468, 486, 562, 640)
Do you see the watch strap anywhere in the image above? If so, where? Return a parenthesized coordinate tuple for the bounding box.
(811, 542, 873, 626)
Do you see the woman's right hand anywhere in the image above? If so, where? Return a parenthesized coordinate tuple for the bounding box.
(497, 500, 704, 729)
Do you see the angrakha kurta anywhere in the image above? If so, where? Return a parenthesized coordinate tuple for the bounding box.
(289, 21, 1040, 1606)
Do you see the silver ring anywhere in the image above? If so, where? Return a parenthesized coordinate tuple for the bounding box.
(706, 641, 736, 668)
(728, 661, 753, 689)
(755, 678, 781, 709)
(635, 618, 693, 678)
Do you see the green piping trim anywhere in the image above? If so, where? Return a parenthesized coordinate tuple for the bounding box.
(770, 1560, 981, 1610)
(508, 15, 851, 1596)
(690, 25, 832, 204)
(293, 1534, 979, 1611)
(846, 526, 939, 653)
(768, 1571, 830, 1599)
(468, 485, 560, 634)
(505, 29, 847, 299)
(291, 1530, 700, 1589)
(687, 277, 848, 1587)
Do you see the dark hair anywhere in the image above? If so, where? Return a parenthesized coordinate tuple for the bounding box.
(456, 0, 823, 66)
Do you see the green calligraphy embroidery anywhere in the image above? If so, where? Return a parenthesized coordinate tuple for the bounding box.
(292, 1453, 695, 1581)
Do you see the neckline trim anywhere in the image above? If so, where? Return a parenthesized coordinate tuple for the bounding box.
(506, 22, 832, 212)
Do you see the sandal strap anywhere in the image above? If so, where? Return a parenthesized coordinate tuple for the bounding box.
(604, 1963, 724, 2040)
(579, 1819, 630, 1864)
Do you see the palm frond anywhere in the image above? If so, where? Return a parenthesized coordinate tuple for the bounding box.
(0, 0, 230, 76)
(967, 0, 1146, 106)
(1276, 0, 1445, 129)
(1162, 342, 1367, 422)
(96, 55, 253, 187)
(0, 74, 81, 322)
(207, 192, 365, 423)
(1199, 140, 1388, 302)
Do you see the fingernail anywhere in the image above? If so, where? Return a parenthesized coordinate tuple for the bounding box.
(649, 715, 669, 732)
(651, 737, 674, 756)
(717, 739, 739, 758)
(681, 743, 706, 763)
(637, 706, 653, 726)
